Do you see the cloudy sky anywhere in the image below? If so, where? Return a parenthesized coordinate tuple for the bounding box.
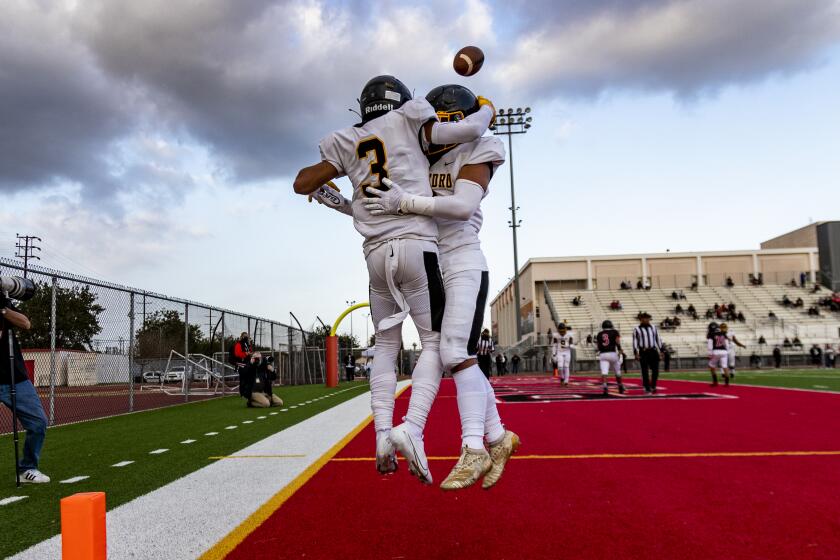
(1, 0, 839, 344)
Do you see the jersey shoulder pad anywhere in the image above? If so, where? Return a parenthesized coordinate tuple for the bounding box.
(398, 98, 437, 127)
(466, 136, 506, 167)
(318, 129, 350, 175)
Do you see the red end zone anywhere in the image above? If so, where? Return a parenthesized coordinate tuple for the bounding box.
(222, 377, 840, 559)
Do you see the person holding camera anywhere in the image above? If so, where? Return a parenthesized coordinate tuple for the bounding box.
(231, 332, 282, 408)
(1, 294, 50, 483)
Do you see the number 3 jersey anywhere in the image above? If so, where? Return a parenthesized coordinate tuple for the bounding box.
(428, 136, 506, 273)
(319, 98, 439, 255)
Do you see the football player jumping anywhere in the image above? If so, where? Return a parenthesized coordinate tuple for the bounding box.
(720, 322, 746, 379)
(552, 323, 574, 386)
(294, 76, 494, 485)
(363, 84, 519, 490)
(595, 320, 626, 396)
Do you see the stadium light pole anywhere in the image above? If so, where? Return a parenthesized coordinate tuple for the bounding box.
(491, 107, 533, 343)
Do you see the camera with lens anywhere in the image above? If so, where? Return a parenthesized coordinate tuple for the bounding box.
(0, 276, 37, 303)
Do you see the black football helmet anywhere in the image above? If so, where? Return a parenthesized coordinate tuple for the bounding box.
(708, 321, 719, 333)
(557, 322, 567, 331)
(424, 84, 480, 158)
(359, 75, 412, 124)
(602, 320, 613, 330)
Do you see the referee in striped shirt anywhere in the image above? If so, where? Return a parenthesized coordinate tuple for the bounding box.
(476, 329, 495, 379)
(633, 312, 663, 394)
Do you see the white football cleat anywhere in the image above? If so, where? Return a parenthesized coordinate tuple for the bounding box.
(375, 431, 398, 475)
(389, 423, 432, 485)
(20, 469, 50, 484)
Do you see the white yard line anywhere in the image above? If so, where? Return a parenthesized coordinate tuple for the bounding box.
(111, 461, 134, 468)
(0, 496, 28, 506)
(59, 476, 90, 484)
(11, 381, 401, 560)
(149, 449, 169, 455)
(204, 432, 218, 436)
(181, 440, 197, 444)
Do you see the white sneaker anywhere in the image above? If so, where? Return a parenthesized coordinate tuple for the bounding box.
(376, 431, 398, 475)
(20, 469, 50, 484)
(389, 423, 432, 485)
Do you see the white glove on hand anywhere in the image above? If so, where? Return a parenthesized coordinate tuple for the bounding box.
(362, 178, 406, 216)
(309, 181, 345, 209)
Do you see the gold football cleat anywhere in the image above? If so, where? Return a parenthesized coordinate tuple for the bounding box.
(440, 446, 492, 491)
(482, 430, 520, 490)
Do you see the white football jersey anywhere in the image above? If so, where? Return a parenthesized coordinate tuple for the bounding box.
(553, 332, 574, 354)
(428, 136, 505, 273)
(319, 98, 438, 255)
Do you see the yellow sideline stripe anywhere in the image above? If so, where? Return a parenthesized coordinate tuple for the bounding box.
(331, 450, 840, 462)
(199, 384, 410, 560)
(209, 454, 306, 459)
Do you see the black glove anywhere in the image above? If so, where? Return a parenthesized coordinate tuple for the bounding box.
(0, 293, 9, 310)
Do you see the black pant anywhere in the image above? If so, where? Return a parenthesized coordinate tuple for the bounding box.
(345, 366, 355, 381)
(477, 355, 492, 378)
(639, 349, 660, 391)
(663, 353, 671, 372)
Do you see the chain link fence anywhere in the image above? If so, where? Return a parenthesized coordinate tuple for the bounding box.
(0, 258, 323, 432)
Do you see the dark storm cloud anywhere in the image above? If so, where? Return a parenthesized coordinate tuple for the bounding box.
(1, 0, 839, 204)
(495, 0, 840, 99)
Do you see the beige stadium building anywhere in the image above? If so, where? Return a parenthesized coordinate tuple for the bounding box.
(490, 223, 840, 368)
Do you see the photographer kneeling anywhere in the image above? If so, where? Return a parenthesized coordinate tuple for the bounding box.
(1, 295, 50, 483)
(232, 333, 283, 408)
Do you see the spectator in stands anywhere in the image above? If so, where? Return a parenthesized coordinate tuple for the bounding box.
(783, 338, 792, 349)
(675, 303, 684, 314)
(749, 352, 761, 368)
(768, 311, 778, 321)
(571, 295, 582, 306)
(758, 335, 767, 345)
(808, 306, 820, 316)
(620, 281, 629, 290)
(511, 354, 521, 374)
(610, 300, 623, 311)
(737, 311, 746, 322)
(586, 334, 593, 345)
(792, 336, 803, 349)
(781, 295, 792, 307)
(705, 308, 714, 319)
(671, 291, 679, 300)
(812, 284, 821, 293)
(673, 316, 681, 327)
(726, 276, 735, 288)
(690, 280, 698, 291)
(800, 272, 807, 288)
(789, 279, 798, 288)
(825, 345, 836, 368)
(1, 295, 51, 484)
(476, 329, 494, 378)
(794, 297, 804, 308)
(810, 345, 823, 366)
(773, 346, 782, 368)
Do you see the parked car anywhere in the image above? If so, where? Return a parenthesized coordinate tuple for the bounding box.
(191, 369, 209, 382)
(163, 367, 185, 382)
(142, 370, 163, 383)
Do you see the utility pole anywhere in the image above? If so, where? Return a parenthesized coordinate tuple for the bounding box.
(491, 107, 534, 343)
(15, 234, 41, 278)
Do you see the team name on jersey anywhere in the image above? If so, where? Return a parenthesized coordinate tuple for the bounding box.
(429, 172, 454, 190)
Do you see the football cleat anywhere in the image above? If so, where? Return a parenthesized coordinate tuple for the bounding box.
(440, 446, 492, 491)
(375, 431, 398, 475)
(390, 423, 432, 484)
(602, 386, 609, 396)
(483, 430, 520, 490)
(618, 383, 626, 394)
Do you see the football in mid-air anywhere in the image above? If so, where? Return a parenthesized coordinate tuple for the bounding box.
(453, 46, 484, 76)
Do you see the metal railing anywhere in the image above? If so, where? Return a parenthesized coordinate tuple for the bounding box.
(0, 258, 322, 431)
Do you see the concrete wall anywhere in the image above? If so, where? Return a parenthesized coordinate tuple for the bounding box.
(761, 223, 819, 249)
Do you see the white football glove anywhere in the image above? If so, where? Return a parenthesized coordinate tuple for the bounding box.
(362, 178, 406, 216)
(309, 181, 346, 209)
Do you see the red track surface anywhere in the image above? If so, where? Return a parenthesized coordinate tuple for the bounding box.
(227, 378, 840, 559)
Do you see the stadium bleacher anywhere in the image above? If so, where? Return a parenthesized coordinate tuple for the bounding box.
(544, 283, 840, 359)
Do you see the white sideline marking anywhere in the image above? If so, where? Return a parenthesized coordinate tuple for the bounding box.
(257, 416, 267, 419)
(280, 409, 288, 412)
(9, 381, 401, 560)
(225, 426, 237, 430)
(0, 496, 28, 506)
(242, 420, 253, 424)
(112, 461, 134, 468)
(306, 400, 313, 403)
(814, 385, 829, 389)
(269, 412, 278, 415)
(290, 405, 298, 409)
(60, 476, 89, 484)
(181, 440, 196, 444)
(149, 449, 169, 455)
(205, 432, 218, 436)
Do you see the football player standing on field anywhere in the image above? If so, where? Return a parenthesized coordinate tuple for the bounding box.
(706, 322, 731, 386)
(362, 84, 519, 491)
(595, 320, 625, 396)
(720, 323, 746, 379)
(552, 323, 574, 386)
(294, 75, 494, 485)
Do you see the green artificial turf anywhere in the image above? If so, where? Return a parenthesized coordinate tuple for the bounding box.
(0, 381, 369, 558)
(660, 368, 840, 392)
